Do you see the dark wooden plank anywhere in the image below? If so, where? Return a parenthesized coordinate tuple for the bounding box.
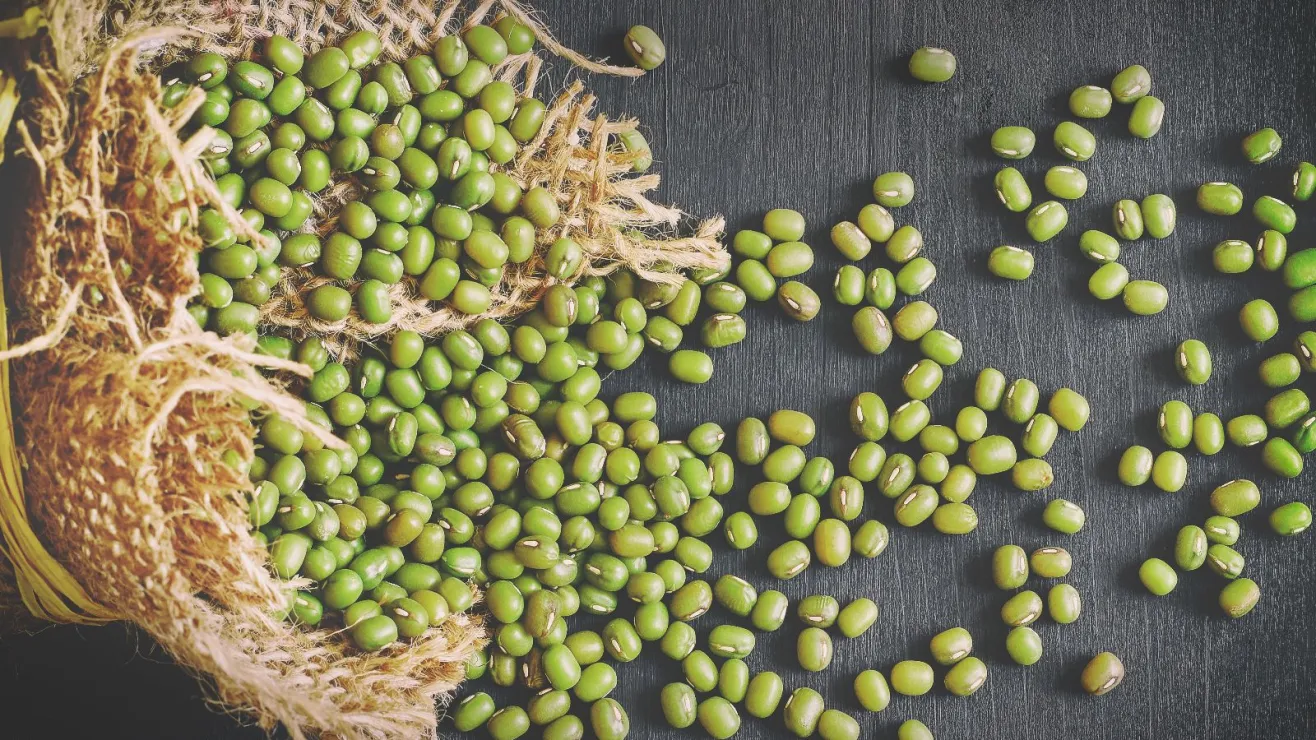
(3, 1, 1315, 737)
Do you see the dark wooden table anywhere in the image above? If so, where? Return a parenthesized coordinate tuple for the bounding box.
(4, 0, 1316, 737)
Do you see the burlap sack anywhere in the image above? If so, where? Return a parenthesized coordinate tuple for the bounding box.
(0, 1, 725, 737)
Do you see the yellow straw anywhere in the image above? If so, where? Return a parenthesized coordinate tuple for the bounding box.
(0, 61, 116, 624)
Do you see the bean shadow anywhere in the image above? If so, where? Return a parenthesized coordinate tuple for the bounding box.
(1057, 653, 1097, 697)
(882, 54, 910, 84)
(1140, 339, 1183, 387)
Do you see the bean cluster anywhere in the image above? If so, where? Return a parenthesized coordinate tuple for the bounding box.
(828, 173, 950, 358)
(981, 65, 1182, 315)
(1099, 122, 1316, 620)
(168, 20, 649, 333)
(211, 25, 1316, 740)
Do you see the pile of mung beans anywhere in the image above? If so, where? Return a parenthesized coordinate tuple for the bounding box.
(167, 19, 665, 332)
(190, 23, 1316, 738)
(831, 171, 946, 357)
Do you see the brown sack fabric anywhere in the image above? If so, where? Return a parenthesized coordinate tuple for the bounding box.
(0, 1, 724, 738)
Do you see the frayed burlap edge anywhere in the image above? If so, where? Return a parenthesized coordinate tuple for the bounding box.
(0, 1, 726, 738)
(3, 15, 486, 738)
(260, 81, 729, 355)
(192, 0, 728, 356)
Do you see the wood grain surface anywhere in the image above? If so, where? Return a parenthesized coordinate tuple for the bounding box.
(4, 1, 1316, 737)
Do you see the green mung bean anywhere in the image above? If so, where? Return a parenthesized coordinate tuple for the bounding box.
(1089, 263, 1129, 300)
(1271, 502, 1313, 536)
(1030, 547, 1072, 578)
(1123, 280, 1168, 315)
(1048, 584, 1081, 624)
(944, 657, 988, 697)
(1210, 479, 1261, 517)
(886, 225, 923, 263)
(1079, 230, 1120, 263)
(889, 660, 935, 696)
(1141, 194, 1176, 237)
(873, 172, 915, 208)
(1205, 516, 1240, 546)
(1242, 127, 1282, 164)
(1262, 436, 1304, 478)
(661, 683, 698, 729)
(1254, 195, 1297, 234)
(993, 545, 1029, 590)
(956, 406, 989, 442)
(766, 241, 814, 278)
(1044, 166, 1088, 200)
(892, 301, 938, 341)
(1297, 332, 1316, 370)
(1151, 450, 1188, 492)
(1175, 339, 1212, 385)
(779, 281, 821, 321)
(836, 598, 879, 638)
(833, 266, 865, 306)
(988, 245, 1034, 280)
(931, 502, 977, 534)
(908, 47, 956, 83)
(1026, 201, 1069, 242)
(1069, 85, 1112, 118)
(939, 465, 977, 503)
(763, 208, 807, 241)
(1081, 652, 1125, 695)
(1257, 230, 1287, 272)
(1227, 414, 1268, 447)
(745, 672, 784, 719)
(1049, 387, 1089, 431)
(1139, 557, 1178, 596)
(1290, 412, 1316, 453)
(1006, 626, 1042, 665)
(623, 25, 666, 70)
(1194, 413, 1225, 455)
(929, 627, 973, 665)
(831, 221, 872, 260)
(1158, 400, 1194, 449)
(1042, 499, 1085, 534)
(857, 203, 896, 241)
(995, 167, 1033, 212)
(1219, 578, 1260, 619)
(991, 126, 1036, 159)
(1112, 199, 1144, 240)
(917, 452, 950, 484)
(1197, 182, 1244, 215)
(1294, 162, 1316, 201)
(1001, 590, 1043, 627)
(896, 257, 937, 296)
(1111, 64, 1151, 103)
(968, 435, 1017, 475)
(1001, 378, 1039, 424)
(1239, 299, 1280, 342)
(1011, 459, 1053, 491)
(852, 306, 894, 355)
(697, 697, 740, 740)
(1053, 121, 1096, 161)
(797, 627, 834, 672)
(853, 519, 890, 558)
(853, 669, 890, 712)
(1128, 96, 1165, 138)
(919, 330, 963, 366)
(1207, 543, 1246, 580)
(866, 267, 897, 309)
(783, 688, 825, 738)
(1175, 525, 1208, 571)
